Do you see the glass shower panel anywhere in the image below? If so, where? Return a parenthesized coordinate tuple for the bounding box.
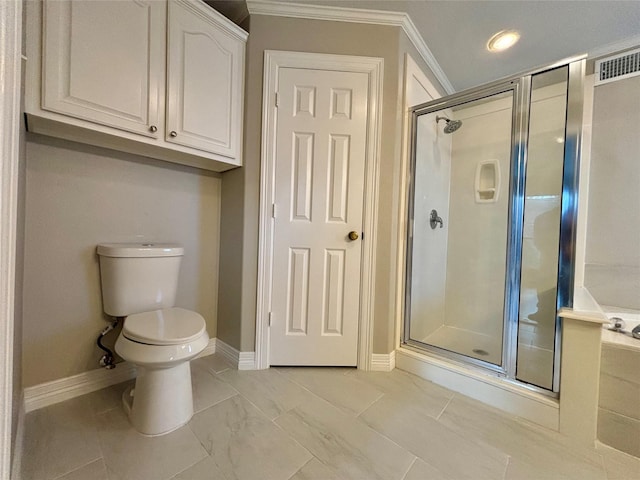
(407, 89, 515, 367)
(516, 67, 568, 389)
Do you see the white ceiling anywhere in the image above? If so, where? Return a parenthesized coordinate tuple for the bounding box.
(210, 0, 640, 92)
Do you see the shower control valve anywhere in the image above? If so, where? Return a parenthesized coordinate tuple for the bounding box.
(430, 209, 444, 229)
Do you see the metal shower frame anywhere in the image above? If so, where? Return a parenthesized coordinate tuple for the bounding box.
(402, 56, 585, 396)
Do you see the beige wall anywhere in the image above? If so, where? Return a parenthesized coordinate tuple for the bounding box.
(585, 76, 640, 310)
(22, 135, 221, 387)
(217, 167, 244, 349)
(216, 14, 445, 355)
(12, 32, 27, 452)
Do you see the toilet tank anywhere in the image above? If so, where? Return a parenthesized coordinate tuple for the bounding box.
(97, 243, 184, 317)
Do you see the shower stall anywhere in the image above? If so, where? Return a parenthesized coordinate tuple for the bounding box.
(403, 59, 584, 393)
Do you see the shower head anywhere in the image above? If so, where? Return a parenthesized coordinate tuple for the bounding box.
(436, 115, 463, 134)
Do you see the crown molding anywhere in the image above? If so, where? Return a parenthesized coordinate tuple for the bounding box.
(245, 0, 455, 94)
(586, 33, 640, 61)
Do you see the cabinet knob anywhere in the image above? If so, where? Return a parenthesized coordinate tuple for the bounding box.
(170, 131, 177, 137)
(149, 125, 157, 133)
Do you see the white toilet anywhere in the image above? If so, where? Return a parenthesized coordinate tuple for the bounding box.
(96, 243, 209, 436)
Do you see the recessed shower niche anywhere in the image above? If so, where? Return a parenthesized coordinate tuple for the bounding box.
(404, 62, 582, 393)
(475, 159, 500, 203)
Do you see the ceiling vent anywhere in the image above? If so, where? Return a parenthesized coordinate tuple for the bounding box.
(595, 48, 640, 86)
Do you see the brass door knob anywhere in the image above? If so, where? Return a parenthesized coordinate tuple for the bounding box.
(348, 231, 359, 241)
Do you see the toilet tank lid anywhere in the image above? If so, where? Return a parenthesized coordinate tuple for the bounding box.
(96, 243, 184, 258)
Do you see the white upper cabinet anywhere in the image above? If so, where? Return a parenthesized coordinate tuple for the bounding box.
(41, 0, 164, 138)
(166, 0, 244, 158)
(26, 0, 247, 171)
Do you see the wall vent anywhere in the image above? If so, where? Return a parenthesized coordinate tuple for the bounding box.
(595, 48, 640, 86)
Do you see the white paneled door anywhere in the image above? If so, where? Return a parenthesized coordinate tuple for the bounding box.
(269, 67, 370, 366)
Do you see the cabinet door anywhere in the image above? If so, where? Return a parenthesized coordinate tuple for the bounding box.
(166, 0, 245, 159)
(42, 0, 164, 137)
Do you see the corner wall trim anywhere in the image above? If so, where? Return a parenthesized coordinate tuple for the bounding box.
(215, 339, 256, 370)
(371, 351, 396, 372)
(23, 338, 220, 413)
(0, 0, 23, 477)
(245, 0, 455, 95)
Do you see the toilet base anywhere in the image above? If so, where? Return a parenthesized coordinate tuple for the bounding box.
(124, 362, 194, 436)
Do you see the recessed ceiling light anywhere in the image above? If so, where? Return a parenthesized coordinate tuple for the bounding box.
(487, 30, 520, 52)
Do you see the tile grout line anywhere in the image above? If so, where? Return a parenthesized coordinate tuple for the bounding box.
(356, 391, 385, 418)
(598, 452, 611, 480)
(285, 456, 316, 480)
(435, 393, 454, 421)
(192, 388, 240, 415)
(90, 402, 117, 480)
(277, 368, 391, 419)
(271, 368, 363, 417)
(353, 400, 430, 465)
(359, 417, 452, 480)
(270, 369, 425, 474)
(399, 456, 418, 480)
(268, 411, 316, 472)
(271, 369, 460, 466)
(226, 375, 315, 464)
(268, 383, 427, 480)
(185, 413, 216, 465)
(165, 452, 212, 480)
(50, 456, 104, 480)
(503, 456, 512, 480)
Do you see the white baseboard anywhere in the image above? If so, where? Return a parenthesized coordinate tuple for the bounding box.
(215, 339, 256, 370)
(10, 392, 25, 480)
(24, 337, 219, 413)
(196, 337, 218, 358)
(371, 351, 396, 372)
(23, 362, 138, 413)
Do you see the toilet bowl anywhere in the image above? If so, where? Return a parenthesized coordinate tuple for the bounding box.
(96, 243, 210, 436)
(115, 307, 209, 436)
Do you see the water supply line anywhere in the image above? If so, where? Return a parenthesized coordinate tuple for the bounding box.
(97, 318, 120, 369)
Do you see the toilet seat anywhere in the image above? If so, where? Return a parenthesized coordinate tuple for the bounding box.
(123, 307, 206, 346)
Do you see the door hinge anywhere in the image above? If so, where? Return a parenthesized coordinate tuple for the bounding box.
(272, 203, 277, 218)
(268, 312, 273, 327)
(275, 92, 279, 108)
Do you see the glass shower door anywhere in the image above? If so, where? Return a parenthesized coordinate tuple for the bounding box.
(516, 66, 569, 390)
(404, 59, 584, 393)
(405, 86, 518, 369)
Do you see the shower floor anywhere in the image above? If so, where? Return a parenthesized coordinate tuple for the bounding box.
(421, 325, 503, 365)
(420, 324, 555, 388)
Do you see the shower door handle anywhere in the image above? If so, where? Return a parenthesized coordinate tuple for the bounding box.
(430, 210, 444, 229)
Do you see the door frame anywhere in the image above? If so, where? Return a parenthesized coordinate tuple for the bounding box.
(255, 50, 383, 370)
(0, 0, 22, 477)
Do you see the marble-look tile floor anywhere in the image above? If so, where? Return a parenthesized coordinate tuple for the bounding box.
(21, 354, 640, 480)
